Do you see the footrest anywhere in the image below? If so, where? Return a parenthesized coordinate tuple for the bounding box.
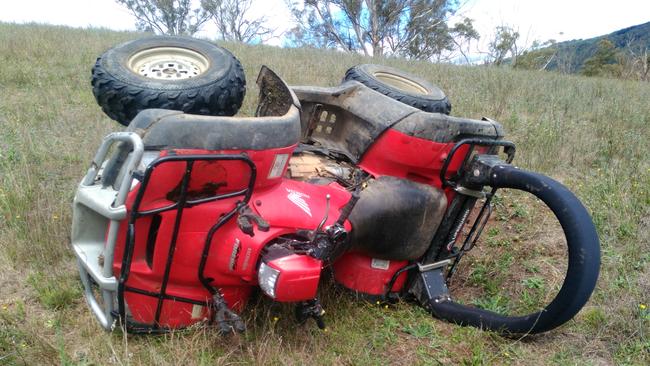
(409, 259, 451, 307)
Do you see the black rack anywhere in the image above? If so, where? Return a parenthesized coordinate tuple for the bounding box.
(439, 138, 515, 188)
(116, 154, 256, 333)
(426, 138, 516, 282)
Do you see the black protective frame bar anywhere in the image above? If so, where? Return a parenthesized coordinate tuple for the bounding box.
(439, 138, 515, 188)
(116, 154, 256, 332)
(392, 139, 517, 299)
(423, 138, 516, 276)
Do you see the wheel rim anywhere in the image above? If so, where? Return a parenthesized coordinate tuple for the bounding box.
(373, 71, 429, 94)
(128, 47, 210, 80)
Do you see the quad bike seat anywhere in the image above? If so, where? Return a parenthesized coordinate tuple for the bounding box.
(126, 66, 302, 151)
(100, 67, 301, 190)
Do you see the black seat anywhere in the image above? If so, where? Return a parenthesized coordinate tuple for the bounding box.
(126, 66, 302, 151)
(127, 108, 301, 151)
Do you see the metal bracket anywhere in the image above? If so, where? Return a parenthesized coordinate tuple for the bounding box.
(72, 132, 144, 330)
(410, 260, 451, 308)
(454, 186, 486, 199)
(420, 268, 450, 303)
(417, 259, 451, 272)
(439, 138, 515, 188)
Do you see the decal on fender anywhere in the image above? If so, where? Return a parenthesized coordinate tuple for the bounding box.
(241, 247, 253, 271)
(228, 238, 241, 271)
(286, 188, 312, 217)
(191, 304, 203, 319)
(269, 154, 289, 178)
(371, 258, 390, 270)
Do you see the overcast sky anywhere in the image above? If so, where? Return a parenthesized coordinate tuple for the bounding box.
(1, 0, 648, 50)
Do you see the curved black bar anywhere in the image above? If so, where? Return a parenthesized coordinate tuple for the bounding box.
(429, 165, 600, 334)
(439, 138, 516, 188)
(117, 153, 256, 330)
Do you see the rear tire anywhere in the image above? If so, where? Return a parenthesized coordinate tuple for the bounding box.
(91, 36, 246, 126)
(344, 64, 451, 114)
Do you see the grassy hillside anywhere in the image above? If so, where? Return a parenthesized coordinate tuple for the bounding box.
(544, 21, 650, 73)
(0, 22, 648, 365)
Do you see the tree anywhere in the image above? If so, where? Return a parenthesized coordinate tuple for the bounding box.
(116, 0, 209, 36)
(515, 40, 557, 71)
(619, 40, 650, 82)
(202, 0, 274, 43)
(449, 17, 479, 64)
(581, 39, 620, 77)
(555, 49, 576, 74)
(286, 0, 472, 60)
(487, 25, 519, 66)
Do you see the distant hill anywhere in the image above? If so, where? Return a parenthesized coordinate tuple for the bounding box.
(544, 21, 650, 73)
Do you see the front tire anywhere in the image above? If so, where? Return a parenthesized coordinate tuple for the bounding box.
(91, 36, 246, 126)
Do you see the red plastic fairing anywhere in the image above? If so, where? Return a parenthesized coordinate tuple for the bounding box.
(266, 254, 323, 302)
(359, 128, 489, 204)
(252, 179, 352, 231)
(111, 146, 357, 327)
(332, 252, 408, 296)
(359, 129, 466, 186)
(113, 146, 295, 327)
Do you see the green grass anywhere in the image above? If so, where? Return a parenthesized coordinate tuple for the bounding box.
(1, 22, 649, 365)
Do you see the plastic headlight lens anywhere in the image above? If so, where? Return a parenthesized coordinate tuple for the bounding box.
(258, 262, 280, 298)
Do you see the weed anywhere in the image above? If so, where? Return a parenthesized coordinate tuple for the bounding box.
(27, 271, 81, 310)
(403, 323, 435, 338)
(522, 277, 545, 289)
(581, 308, 607, 329)
(519, 289, 542, 311)
(472, 294, 510, 315)
(486, 227, 500, 237)
(639, 303, 649, 321)
(614, 339, 650, 365)
(511, 202, 529, 218)
(523, 261, 540, 274)
(468, 263, 489, 286)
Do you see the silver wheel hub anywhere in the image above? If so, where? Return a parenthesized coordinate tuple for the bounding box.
(128, 47, 210, 80)
(374, 71, 428, 95)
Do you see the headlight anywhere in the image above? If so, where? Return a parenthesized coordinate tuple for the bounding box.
(258, 262, 280, 298)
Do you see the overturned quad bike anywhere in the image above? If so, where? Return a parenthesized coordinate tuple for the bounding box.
(72, 37, 600, 335)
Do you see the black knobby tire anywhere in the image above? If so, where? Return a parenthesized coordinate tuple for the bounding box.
(91, 36, 246, 126)
(344, 64, 451, 114)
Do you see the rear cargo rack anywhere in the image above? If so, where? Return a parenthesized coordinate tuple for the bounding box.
(117, 154, 256, 332)
(72, 132, 256, 331)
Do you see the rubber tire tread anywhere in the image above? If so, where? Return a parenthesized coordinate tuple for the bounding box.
(91, 37, 246, 126)
(428, 165, 600, 334)
(344, 64, 451, 115)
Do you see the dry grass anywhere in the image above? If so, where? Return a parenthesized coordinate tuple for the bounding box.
(1, 22, 649, 365)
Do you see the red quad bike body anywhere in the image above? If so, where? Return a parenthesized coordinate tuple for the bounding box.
(72, 66, 600, 336)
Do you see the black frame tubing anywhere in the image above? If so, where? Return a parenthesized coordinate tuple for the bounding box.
(117, 154, 256, 332)
(439, 138, 515, 188)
